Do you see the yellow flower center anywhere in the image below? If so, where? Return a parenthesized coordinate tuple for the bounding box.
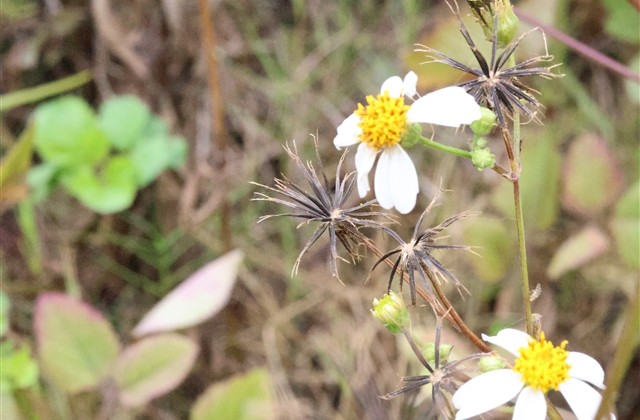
(355, 92, 410, 150)
(513, 332, 571, 392)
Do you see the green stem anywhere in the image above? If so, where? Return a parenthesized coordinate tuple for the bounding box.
(505, 54, 533, 336)
(417, 135, 472, 159)
(0, 70, 92, 112)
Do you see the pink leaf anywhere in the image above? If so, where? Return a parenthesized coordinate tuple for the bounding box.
(547, 226, 610, 280)
(132, 249, 243, 337)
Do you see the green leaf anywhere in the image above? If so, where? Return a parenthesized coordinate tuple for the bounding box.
(33, 96, 110, 167)
(114, 334, 198, 407)
(547, 226, 610, 280)
(561, 133, 624, 217)
(0, 290, 9, 338)
(610, 180, 640, 269)
(0, 124, 34, 206)
(26, 162, 61, 203)
(0, 342, 39, 390)
(191, 368, 273, 420)
(463, 218, 515, 283)
(60, 156, 138, 214)
(603, 0, 640, 43)
(99, 95, 151, 151)
(129, 135, 187, 187)
(35, 293, 120, 394)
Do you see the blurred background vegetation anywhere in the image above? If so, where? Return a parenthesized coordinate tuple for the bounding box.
(1, 0, 638, 418)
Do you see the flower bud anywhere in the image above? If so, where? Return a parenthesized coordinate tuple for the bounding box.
(423, 342, 454, 365)
(371, 292, 410, 334)
(471, 147, 495, 170)
(495, 0, 519, 48)
(478, 355, 507, 373)
(400, 123, 422, 148)
(470, 107, 497, 136)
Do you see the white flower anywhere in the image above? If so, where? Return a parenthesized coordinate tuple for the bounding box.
(333, 71, 481, 214)
(452, 328, 611, 420)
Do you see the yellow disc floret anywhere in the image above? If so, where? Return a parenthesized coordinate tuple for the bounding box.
(355, 92, 410, 150)
(513, 332, 571, 392)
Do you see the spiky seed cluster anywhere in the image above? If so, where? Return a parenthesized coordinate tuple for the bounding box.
(370, 193, 474, 305)
(252, 139, 390, 280)
(416, 10, 561, 127)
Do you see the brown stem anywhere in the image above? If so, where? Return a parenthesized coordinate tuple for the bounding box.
(198, 0, 232, 251)
(425, 270, 491, 353)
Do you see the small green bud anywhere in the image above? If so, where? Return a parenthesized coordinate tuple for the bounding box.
(496, 1, 519, 48)
(371, 292, 410, 334)
(400, 123, 423, 148)
(478, 355, 507, 373)
(422, 342, 454, 365)
(470, 107, 497, 136)
(471, 147, 496, 170)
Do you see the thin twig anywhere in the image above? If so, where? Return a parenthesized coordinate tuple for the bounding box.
(515, 7, 640, 83)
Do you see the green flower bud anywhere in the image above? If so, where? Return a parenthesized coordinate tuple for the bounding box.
(371, 292, 410, 334)
(470, 107, 497, 136)
(422, 342, 454, 365)
(495, 0, 519, 48)
(400, 123, 423, 148)
(478, 355, 507, 373)
(471, 147, 496, 170)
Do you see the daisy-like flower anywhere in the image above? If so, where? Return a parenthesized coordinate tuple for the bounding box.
(333, 72, 481, 214)
(452, 328, 611, 420)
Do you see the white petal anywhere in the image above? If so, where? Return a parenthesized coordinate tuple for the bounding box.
(513, 387, 546, 420)
(380, 76, 404, 97)
(334, 113, 361, 149)
(355, 142, 377, 198)
(385, 145, 418, 214)
(373, 148, 394, 209)
(453, 369, 524, 419)
(407, 86, 482, 127)
(559, 377, 604, 420)
(482, 328, 532, 357)
(403, 71, 418, 97)
(567, 352, 606, 389)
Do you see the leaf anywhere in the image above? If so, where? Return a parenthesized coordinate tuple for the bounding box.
(26, 162, 61, 203)
(0, 342, 39, 390)
(0, 124, 33, 207)
(60, 155, 138, 214)
(114, 334, 198, 407)
(610, 180, 640, 269)
(99, 95, 151, 151)
(492, 131, 561, 230)
(132, 250, 244, 337)
(463, 219, 515, 283)
(602, 0, 640, 43)
(561, 134, 624, 217)
(0, 290, 9, 338)
(547, 226, 610, 280)
(35, 293, 120, 394)
(129, 134, 187, 187)
(191, 368, 273, 420)
(33, 96, 110, 167)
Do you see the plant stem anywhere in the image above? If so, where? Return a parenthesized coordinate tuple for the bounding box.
(0, 70, 92, 112)
(417, 135, 472, 159)
(505, 53, 533, 336)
